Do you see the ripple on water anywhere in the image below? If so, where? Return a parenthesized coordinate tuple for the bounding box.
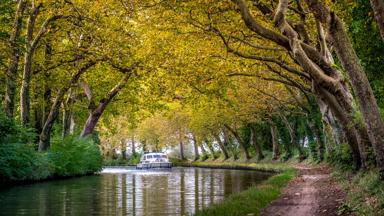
(0, 167, 272, 216)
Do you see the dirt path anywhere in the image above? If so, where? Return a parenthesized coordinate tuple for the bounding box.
(260, 164, 350, 216)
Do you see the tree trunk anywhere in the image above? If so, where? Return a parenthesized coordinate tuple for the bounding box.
(62, 88, 75, 137)
(121, 138, 127, 160)
(38, 61, 95, 151)
(371, 0, 384, 39)
(20, 4, 39, 125)
(213, 133, 229, 160)
(3, 0, 26, 118)
(223, 128, 238, 160)
(205, 138, 217, 159)
(192, 134, 200, 161)
(306, 0, 384, 174)
(224, 124, 251, 160)
(200, 142, 208, 159)
(80, 72, 131, 138)
(131, 135, 136, 155)
(316, 86, 364, 169)
(280, 115, 305, 161)
(270, 123, 279, 160)
(20, 5, 62, 125)
(307, 120, 324, 162)
(179, 140, 185, 160)
(250, 126, 264, 160)
(33, 91, 43, 135)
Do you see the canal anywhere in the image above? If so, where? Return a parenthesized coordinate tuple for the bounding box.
(0, 167, 272, 215)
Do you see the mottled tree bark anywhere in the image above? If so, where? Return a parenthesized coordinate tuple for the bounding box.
(270, 123, 279, 160)
(179, 138, 185, 161)
(205, 138, 217, 159)
(192, 134, 200, 161)
(200, 142, 208, 160)
(3, 0, 26, 118)
(250, 125, 264, 161)
(213, 133, 229, 160)
(224, 124, 251, 160)
(223, 128, 238, 160)
(316, 86, 364, 169)
(131, 135, 136, 155)
(280, 115, 305, 161)
(306, 0, 381, 171)
(38, 61, 95, 151)
(307, 120, 324, 162)
(20, 4, 62, 125)
(80, 72, 131, 138)
(62, 88, 75, 137)
(371, 0, 384, 39)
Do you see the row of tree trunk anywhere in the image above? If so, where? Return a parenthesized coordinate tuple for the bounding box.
(183, 120, 320, 162)
(228, 0, 384, 173)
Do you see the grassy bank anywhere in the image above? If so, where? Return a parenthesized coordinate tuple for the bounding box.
(332, 169, 384, 216)
(175, 159, 296, 216)
(178, 159, 291, 173)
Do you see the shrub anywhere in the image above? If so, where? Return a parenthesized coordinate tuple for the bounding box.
(49, 136, 102, 177)
(327, 143, 354, 171)
(103, 153, 140, 166)
(0, 112, 35, 144)
(0, 144, 52, 181)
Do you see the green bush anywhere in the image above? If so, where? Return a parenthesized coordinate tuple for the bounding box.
(0, 112, 35, 144)
(0, 144, 52, 181)
(0, 111, 102, 182)
(103, 153, 141, 166)
(327, 143, 354, 170)
(49, 136, 102, 177)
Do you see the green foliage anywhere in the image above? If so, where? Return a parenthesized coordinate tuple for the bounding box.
(338, 0, 384, 108)
(49, 136, 102, 177)
(0, 111, 102, 182)
(333, 169, 384, 216)
(0, 111, 35, 144)
(0, 144, 51, 181)
(103, 153, 141, 166)
(327, 143, 354, 171)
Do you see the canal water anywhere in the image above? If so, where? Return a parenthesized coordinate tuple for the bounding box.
(0, 167, 272, 215)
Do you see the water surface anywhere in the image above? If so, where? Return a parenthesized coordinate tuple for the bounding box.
(0, 167, 272, 215)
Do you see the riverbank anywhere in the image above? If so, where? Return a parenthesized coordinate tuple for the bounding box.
(0, 136, 102, 184)
(175, 159, 352, 216)
(172, 159, 295, 216)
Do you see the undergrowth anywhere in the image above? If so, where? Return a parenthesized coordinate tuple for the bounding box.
(0, 112, 102, 182)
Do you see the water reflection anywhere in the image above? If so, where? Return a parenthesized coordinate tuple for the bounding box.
(0, 167, 272, 216)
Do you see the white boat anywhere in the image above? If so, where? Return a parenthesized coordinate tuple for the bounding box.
(136, 152, 172, 169)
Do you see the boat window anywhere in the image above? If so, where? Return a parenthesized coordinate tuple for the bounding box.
(147, 155, 153, 159)
(153, 155, 161, 158)
(161, 155, 167, 158)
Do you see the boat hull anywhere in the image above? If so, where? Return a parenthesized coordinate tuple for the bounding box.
(136, 162, 172, 169)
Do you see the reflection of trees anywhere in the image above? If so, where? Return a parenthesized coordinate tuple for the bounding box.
(194, 168, 199, 212)
(180, 169, 185, 215)
(0, 169, 272, 215)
